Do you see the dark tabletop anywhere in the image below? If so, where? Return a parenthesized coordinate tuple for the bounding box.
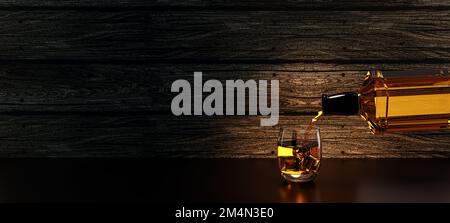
(0, 158, 448, 203)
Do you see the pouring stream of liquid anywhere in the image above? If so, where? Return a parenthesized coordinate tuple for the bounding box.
(302, 110, 323, 142)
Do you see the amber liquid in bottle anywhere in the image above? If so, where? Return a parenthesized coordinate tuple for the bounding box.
(359, 69, 450, 133)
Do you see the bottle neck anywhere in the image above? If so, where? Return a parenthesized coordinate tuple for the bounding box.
(321, 92, 360, 115)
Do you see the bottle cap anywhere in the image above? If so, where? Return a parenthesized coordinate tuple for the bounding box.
(321, 92, 360, 115)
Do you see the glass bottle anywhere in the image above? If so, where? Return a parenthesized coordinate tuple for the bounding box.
(322, 69, 450, 134)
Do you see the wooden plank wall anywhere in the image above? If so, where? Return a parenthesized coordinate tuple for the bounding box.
(0, 0, 448, 157)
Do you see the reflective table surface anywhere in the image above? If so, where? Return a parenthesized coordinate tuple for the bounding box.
(0, 158, 448, 203)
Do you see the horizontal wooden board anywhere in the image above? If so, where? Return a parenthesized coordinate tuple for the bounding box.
(0, 10, 448, 62)
(0, 63, 447, 113)
(1, 0, 450, 10)
(0, 114, 448, 158)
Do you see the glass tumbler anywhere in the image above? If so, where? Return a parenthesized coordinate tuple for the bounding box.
(277, 127, 322, 182)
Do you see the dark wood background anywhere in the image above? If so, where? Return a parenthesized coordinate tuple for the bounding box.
(0, 0, 449, 158)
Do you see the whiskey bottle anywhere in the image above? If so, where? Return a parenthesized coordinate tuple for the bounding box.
(322, 69, 450, 133)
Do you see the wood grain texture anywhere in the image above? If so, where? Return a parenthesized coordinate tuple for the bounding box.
(0, 114, 448, 158)
(0, 10, 448, 62)
(1, 0, 450, 9)
(0, 1, 447, 158)
(0, 63, 447, 113)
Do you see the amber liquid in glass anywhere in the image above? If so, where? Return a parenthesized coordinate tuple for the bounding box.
(278, 111, 323, 179)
